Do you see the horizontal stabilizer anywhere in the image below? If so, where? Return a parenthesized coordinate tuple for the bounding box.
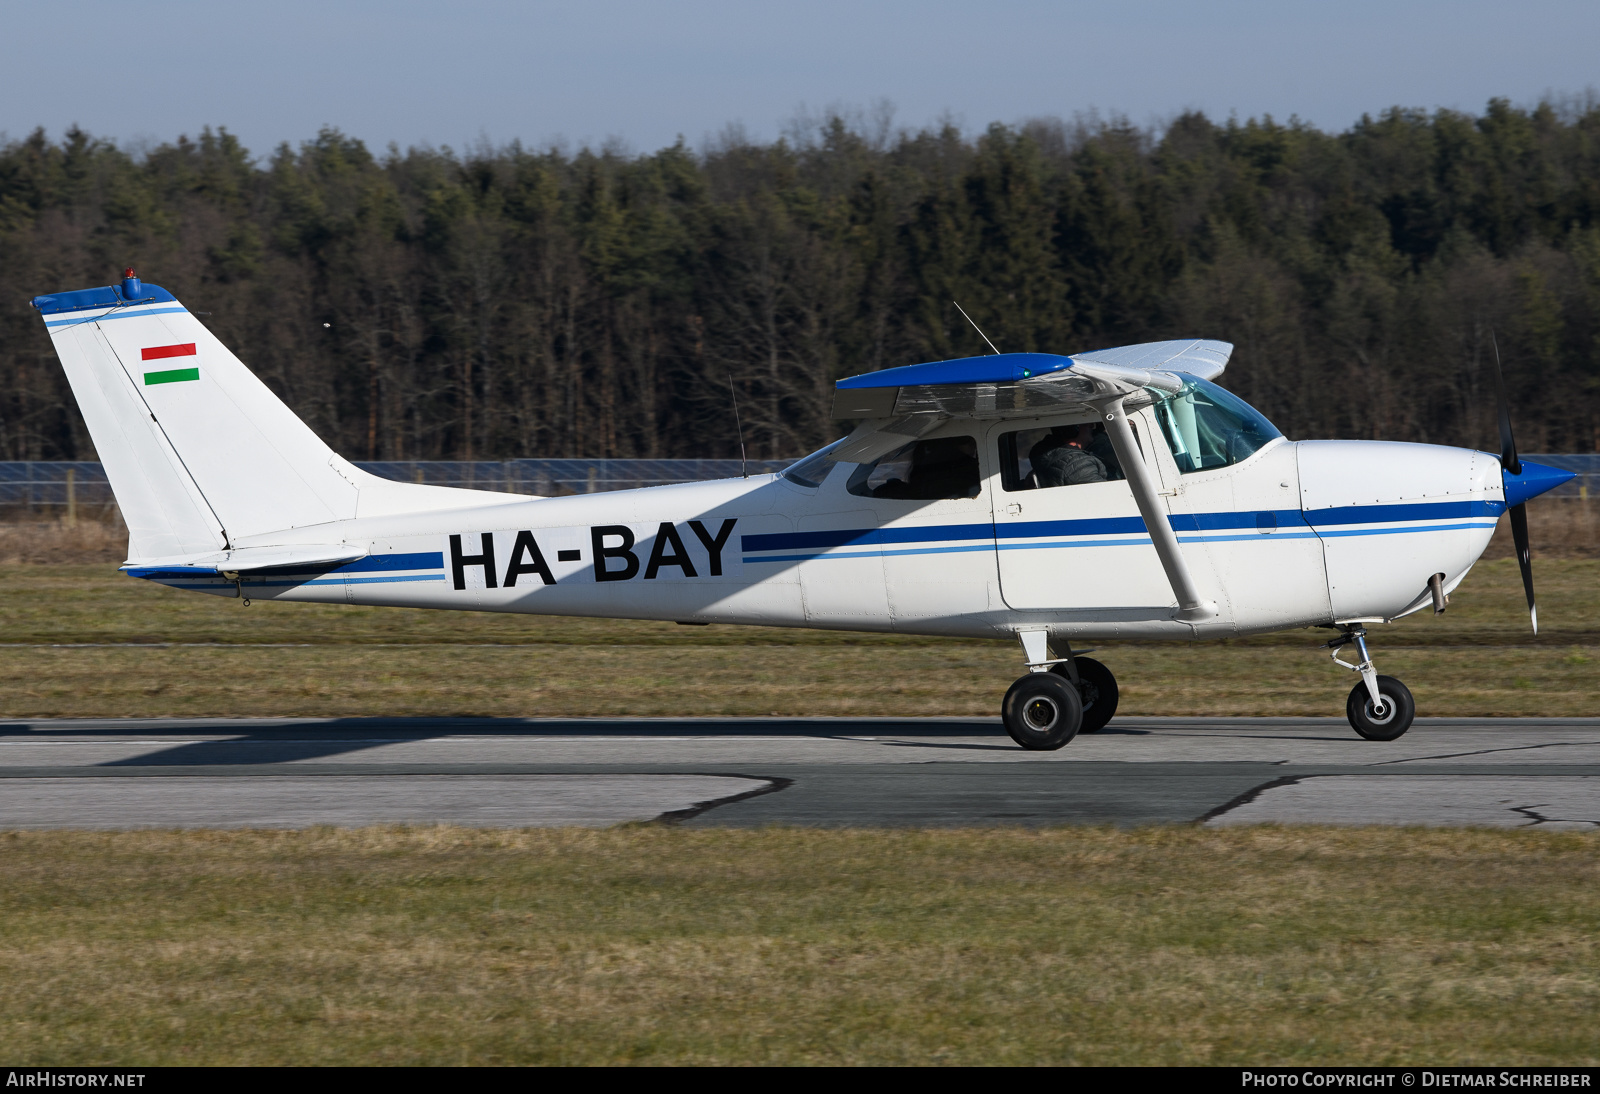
(122, 543, 366, 576)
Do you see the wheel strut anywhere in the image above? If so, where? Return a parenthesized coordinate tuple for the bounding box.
(1322, 625, 1416, 741)
(1324, 626, 1385, 715)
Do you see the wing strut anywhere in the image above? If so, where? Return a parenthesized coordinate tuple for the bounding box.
(1099, 395, 1217, 624)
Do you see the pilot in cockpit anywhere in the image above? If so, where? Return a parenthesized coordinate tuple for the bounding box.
(1028, 422, 1122, 487)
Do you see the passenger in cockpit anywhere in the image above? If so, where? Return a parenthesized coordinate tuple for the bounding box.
(906, 435, 980, 498)
(872, 436, 981, 499)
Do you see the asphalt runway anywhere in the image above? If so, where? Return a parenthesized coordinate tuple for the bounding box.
(0, 715, 1596, 829)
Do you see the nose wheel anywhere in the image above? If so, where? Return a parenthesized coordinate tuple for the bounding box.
(1346, 675, 1415, 741)
(1324, 626, 1416, 740)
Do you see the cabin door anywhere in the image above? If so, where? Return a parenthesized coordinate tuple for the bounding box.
(987, 414, 1175, 612)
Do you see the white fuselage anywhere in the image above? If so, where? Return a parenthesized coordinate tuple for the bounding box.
(141, 409, 1505, 645)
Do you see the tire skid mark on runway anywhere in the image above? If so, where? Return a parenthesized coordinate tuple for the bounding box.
(1193, 775, 1308, 825)
(1368, 738, 1600, 765)
(654, 776, 794, 824)
(1202, 774, 1600, 829)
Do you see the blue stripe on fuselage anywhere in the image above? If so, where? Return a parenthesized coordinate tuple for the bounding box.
(741, 523, 994, 552)
(151, 573, 446, 590)
(740, 500, 1502, 557)
(1303, 500, 1503, 526)
(333, 551, 443, 573)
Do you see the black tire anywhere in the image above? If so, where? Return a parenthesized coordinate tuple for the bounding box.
(1052, 656, 1120, 734)
(1002, 673, 1083, 751)
(1346, 676, 1415, 741)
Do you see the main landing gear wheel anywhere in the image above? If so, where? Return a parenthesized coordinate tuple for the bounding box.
(1346, 675, 1415, 741)
(1002, 673, 1083, 750)
(1052, 656, 1120, 734)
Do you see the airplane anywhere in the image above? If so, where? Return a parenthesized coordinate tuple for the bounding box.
(30, 270, 1575, 749)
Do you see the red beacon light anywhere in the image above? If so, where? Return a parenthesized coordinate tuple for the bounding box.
(120, 267, 143, 300)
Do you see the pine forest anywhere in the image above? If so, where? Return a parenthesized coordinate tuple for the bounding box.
(3, 98, 1600, 463)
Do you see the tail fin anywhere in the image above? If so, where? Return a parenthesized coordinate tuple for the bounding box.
(34, 273, 521, 563)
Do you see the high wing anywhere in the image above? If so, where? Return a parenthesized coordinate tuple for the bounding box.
(828, 339, 1235, 625)
(830, 340, 1232, 420)
(827, 340, 1233, 463)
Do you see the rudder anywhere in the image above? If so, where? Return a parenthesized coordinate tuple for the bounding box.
(36, 273, 360, 559)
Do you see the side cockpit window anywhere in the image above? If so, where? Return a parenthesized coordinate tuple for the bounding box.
(999, 422, 1125, 492)
(847, 435, 981, 500)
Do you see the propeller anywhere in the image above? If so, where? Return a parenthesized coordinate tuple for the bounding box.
(1489, 336, 1538, 634)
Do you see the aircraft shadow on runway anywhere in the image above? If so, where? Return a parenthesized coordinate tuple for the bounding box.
(0, 717, 1008, 767)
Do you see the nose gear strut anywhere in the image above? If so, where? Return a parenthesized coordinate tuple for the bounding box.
(1324, 626, 1383, 711)
(1320, 625, 1416, 741)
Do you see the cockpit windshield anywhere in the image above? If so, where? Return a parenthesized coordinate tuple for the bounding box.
(1149, 376, 1282, 473)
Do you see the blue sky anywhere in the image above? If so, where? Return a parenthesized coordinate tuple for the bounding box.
(4, 0, 1596, 158)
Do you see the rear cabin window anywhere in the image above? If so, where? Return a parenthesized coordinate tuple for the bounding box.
(846, 435, 981, 499)
(999, 422, 1126, 492)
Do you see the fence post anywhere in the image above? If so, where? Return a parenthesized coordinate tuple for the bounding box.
(66, 467, 76, 527)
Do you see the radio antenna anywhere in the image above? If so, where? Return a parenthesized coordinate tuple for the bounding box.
(953, 300, 1001, 355)
(727, 371, 749, 478)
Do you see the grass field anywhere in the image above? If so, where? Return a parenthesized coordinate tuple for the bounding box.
(1, 540, 1597, 1066)
(0, 825, 1595, 1066)
(0, 557, 1596, 717)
